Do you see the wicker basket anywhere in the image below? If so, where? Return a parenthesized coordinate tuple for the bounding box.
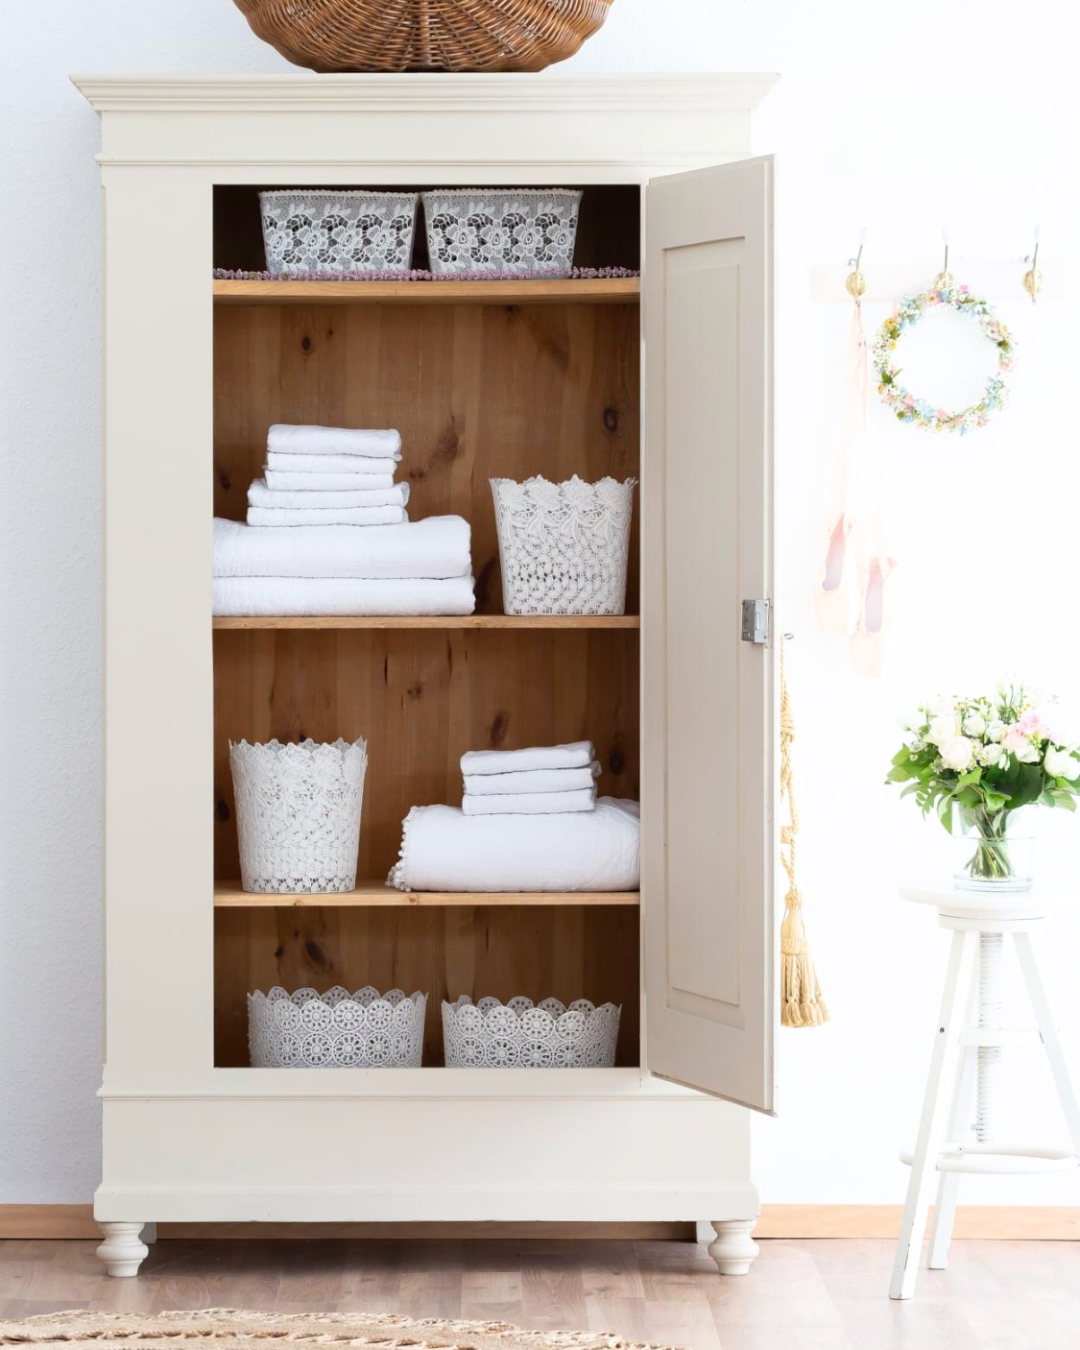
(248, 986, 426, 1067)
(491, 475, 636, 615)
(233, 0, 614, 74)
(443, 995, 620, 1068)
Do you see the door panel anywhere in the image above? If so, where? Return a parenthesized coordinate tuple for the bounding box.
(642, 157, 776, 1113)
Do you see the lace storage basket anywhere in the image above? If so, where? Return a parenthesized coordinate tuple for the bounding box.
(422, 190, 581, 277)
(442, 995, 621, 1069)
(248, 987, 426, 1068)
(259, 191, 419, 276)
(229, 737, 368, 894)
(491, 475, 636, 615)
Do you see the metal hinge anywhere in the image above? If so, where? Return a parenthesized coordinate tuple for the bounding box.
(741, 598, 771, 644)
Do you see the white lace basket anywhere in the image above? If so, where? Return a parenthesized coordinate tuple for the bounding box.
(248, 987, 426, 1068)
(422, 189, 581, 277)
(491, 475, 636, 615)
(442, 995, 621, 1069)
(229, 737, 368, 894)
(260, 191, 419, 276)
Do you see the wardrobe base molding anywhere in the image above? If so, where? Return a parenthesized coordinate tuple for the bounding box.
(7, 1204, 1079, 1242)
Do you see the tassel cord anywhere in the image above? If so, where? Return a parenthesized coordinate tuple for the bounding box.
(779, 636, 829, 1028)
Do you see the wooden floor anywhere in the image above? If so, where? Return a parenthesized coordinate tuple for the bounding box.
(1, 1237, 1079, 1348)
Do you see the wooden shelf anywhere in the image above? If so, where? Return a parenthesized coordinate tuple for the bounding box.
(213, 614, 640, 631)
(213, 277, 640, 306)
(214, 880, 640, 908)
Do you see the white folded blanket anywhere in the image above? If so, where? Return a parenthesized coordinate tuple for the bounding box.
(461, 740, 596, 776)
(268, 424, 401, 458)
(248, 479, 410, 510)
(267, 451, 401, 474)
(247, 504, 408, 527)
(388, 797, 640, 893)
(464, 763, 601, 796)
(462, 787, 596, 816)
(214, 516, 472, 580)
(265, 469, 397, 492)
(213, 575, 476, 617)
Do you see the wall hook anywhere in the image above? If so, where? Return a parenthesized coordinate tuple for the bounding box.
(845, 228, 868, 306)
(1023, 225, 1043, 305)
(934, 226, 955, 290)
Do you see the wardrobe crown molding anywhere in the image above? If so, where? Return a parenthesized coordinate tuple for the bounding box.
(70, 72, 779, 116)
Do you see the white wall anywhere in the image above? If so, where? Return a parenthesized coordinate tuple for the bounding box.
(2, 0, 1076, 1205)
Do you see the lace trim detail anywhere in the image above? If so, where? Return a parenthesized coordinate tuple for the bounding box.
(386, 806, 421, 892)
(249, 986, 426, 1068)
(423, 190, 581, 277)
(491, 475, 636, 615)
(230, 738, 368, 894)
(260, 191, 419, 276)
(442, 995, 621, 1068)
(214, 266, 640, 282)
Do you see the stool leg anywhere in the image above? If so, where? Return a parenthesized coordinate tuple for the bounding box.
(928, 964, 980, 1270)
(1013, 932, 1080, 1154)
(890, 928, 971, 1301)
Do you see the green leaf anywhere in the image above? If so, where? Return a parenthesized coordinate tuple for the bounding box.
(891, 747, 911, 766)
(958, 770, 982, 787)
(886, 766, 915, 782)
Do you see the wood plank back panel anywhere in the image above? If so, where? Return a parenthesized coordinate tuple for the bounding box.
(213, 300, 640, 614)
(214, 904, 640, 1067)
(213, 629, 640, 883)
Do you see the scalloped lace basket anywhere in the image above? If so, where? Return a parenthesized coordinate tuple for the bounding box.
(248, 986, 427, 1068)
(229, 737, 368, 894)
(491, 475, 636, 615)
(442, 995, 621, 1069)
(423, 190, 581, 277)
(260, 190, 419, 276)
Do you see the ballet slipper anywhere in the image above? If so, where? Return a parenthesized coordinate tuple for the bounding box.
(814, 515, 861, 637)
(850, 555, 900, 678)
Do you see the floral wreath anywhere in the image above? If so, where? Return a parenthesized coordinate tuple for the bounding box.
(873, 284, 1016, 433)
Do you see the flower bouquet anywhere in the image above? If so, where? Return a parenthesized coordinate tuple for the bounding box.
(887, 682, 1080, 890)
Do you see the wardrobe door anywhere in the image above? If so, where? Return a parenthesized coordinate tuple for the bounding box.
(642, 156, 776, 1113)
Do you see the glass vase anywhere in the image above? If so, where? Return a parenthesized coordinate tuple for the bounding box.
(952, 805, 1035, 892)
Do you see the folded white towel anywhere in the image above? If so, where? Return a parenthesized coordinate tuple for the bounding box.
(388, 797, 640, 893)
(268, 424, 401, 458)
(462, 787, 596, 816)
(248, 479, 410, 510)
(247, 504, 408, 527)
(265, 469, 397, 492)
(213, 574, 476, 617)
(464, 763, 601, 796)
(214, 516, 472, 580)
(267, 451, 401, 475)
(461, 740, 596, 777)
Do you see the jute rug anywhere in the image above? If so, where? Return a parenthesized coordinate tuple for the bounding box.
(0, 1311, 682, 1350)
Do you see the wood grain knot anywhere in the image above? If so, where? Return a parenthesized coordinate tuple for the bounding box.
(215, 799, 230, 823)
(489, 711, 510, 746)
(603, 406, 620, 432)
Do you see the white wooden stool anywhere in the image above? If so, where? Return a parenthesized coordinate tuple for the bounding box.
(890, 883, 1080, 1300)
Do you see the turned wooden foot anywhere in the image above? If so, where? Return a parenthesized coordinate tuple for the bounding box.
(708, 1218, 760, 1275)
(96, 1221, 149, 1277)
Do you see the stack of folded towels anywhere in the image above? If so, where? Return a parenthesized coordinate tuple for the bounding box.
(248, 423, 409, 527)
(460, 740, 601, 816)
(212, 423, 476, 616)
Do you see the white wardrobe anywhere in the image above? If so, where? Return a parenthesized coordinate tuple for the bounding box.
(74, 72, 778, 1278)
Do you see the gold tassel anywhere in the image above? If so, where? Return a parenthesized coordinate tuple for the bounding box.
(780, 635, 829, 1028)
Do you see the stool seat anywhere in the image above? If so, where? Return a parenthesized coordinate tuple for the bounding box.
(889, 884, 1080, 1300)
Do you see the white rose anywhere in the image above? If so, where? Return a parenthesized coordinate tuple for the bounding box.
(1045, 747, 1080, 780)
(933, 695, 956, 718)
(1016, 743, 1041, 764)
(940, 736, 974, 772)
(980, 743, 1004, 766)
(927, 715, 958, 747)
(963, 713, 986, 737)
(986, 720, 1006, 743)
